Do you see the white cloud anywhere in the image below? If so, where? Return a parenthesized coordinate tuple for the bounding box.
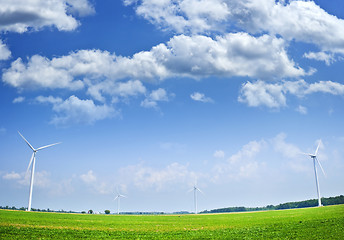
(161, 33, 307, 79)
(36, 95, 116, 125)
(119, 162, 197, 191)
(3, 33, 307, 94)
(272, 133, 302, 159)
(239, 80, 344, 108)
(238, 80, 287, 108)
(236, 0, 344, 54)
(229, 140, 266, 164)
(303, 51, 336, 66)
(1, 33, 306, 124)
(0, 0, 94, 33)
(80, 170, 96, 184)
(13, 96, 25, 103)
(66, 0, 95, 17)
(2, 171, 21, 180)
(190, 92, 213, 103)
(0, 39, 11, 60)
(141, 88, 171, 108)
(15, 171, 51, 188)
(3, 55, 84, 90)
(127, 0, 344, 55)
(213, 150, 225, 158)
(127, 0, 230, 34)
(86, 80, 147, 102)
(212, 139, 267, 181)
(212, 133, 325, 182)
(305, 81, 344, 95)
(296, 105, 307, 115)
(270, 133, 319, 173)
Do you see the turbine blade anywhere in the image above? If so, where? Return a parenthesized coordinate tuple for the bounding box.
(120, 194, 127, 198)
(316, 157, 326, 177)
(36, 142, 61, 151)
(197, 188, 204, 195)
(26, 152, 35, 174)
(114, 196, 119, 200)
(18, 131, 35, 151)
(315, 141, 321, 156)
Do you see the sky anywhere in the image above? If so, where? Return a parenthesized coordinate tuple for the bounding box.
(0, 0, 344, 214)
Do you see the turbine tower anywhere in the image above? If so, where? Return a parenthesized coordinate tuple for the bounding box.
(303, 140, 326, 207)
(189, 184, 203, 214)
(114, 190, 126, 215)
(18, 131, 61, 211)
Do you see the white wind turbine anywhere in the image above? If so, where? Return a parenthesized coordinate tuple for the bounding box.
(114, 190, 127, 215)
(303, 140, 326, 207)
(18, 131, 61, 211)
(189, 184, 203, 214)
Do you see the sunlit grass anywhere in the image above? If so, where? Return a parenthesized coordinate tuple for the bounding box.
(0, 205, 343, 239)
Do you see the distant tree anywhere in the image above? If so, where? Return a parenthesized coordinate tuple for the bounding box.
(81, 211, 86, 214)
(105, 210, 110, 214)
(88, 209, 93, 214)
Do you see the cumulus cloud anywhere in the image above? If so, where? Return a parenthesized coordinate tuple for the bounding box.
(238, 80, 287, 108)
(271, 133, 302, 159)
(36, 95, 116, 125)
(239, 80, 344, 108)
(190, 92, 213, 103)
(234, 0, 344, 54)
(161, 33, 307, 79)
(80, 170, 96, 184)
(141, 88, 172, 108)
(296, 105, 307, 115)
(13, 96, 25, 103)
(119, 162, 197, 191)
(211, 133, 323, 182)
(3, 33, 306, 93)
(127, 0, 344, 55)
(303, 51, 336, 66)
(1, 32, 308, 124)
(66, 0, 95, 17)
(213, 150, 225, 158)
(0, 39, 11, 60)
(213, 139, 267, 181)
(2, 171, 21, 180)
(270, 133, 315, 173)
(3, 170, 52, 188)
(3, 55, 85, 90)
(126, 0, 231, 34)
(0, 0, 94, 33)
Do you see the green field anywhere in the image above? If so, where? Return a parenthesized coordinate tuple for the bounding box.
(1, 205, 343, 239)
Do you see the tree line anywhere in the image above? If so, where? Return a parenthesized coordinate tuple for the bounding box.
(200, 195, 344, 214)
(1, 195, 343, 214)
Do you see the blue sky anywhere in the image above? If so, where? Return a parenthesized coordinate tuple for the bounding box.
(0, 0, 344, 213)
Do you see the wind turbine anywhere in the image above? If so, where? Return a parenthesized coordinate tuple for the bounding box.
(189, 184, 203, 214)
(114, 190, 126, 215)
(18, 131, 61, 211)
(303, 140, 326, 207)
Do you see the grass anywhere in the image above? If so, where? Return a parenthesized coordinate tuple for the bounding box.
(0, 205, 343, 239)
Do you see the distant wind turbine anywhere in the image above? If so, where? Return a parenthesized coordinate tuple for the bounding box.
(189, 184, 203, 214)
(303, 140, 326, 207)
(114, 189, 127, 215)
(18, 131, 61, 211)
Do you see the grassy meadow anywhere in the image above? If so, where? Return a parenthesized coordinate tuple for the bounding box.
(0, 204, 343, 239)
